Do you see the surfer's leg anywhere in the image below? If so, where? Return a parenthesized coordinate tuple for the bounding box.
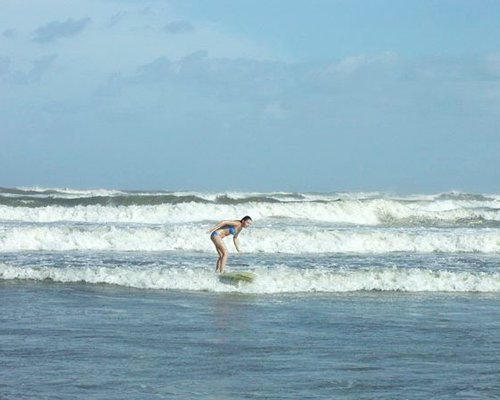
(215, 247, 223, 272)
(211, 235, 228, 273)
(219, 248, 228, 273)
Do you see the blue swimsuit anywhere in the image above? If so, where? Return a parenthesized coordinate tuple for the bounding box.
(211, 225, 237, 237)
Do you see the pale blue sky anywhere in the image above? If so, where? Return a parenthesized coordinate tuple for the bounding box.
(1, 0, 499, 192)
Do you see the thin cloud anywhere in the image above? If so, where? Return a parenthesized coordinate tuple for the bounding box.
(264, 101, 287, 120)
(485, 53, 500, 78)
(94, 73, 124, 97)
(12, 55, 57, 84)
(3, 29, 17, 39)
(108, 12, 126, 27)
(164, 21, 194, 34)
(32, 17, 91, 43)
(0, 57, 10, 76)
(108, 51, 500, 123)
(131, 56, 173, 84)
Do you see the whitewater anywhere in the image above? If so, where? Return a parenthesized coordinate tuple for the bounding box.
(1, 187, 500, 293)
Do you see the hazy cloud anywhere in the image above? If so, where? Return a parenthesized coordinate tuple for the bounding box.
(482, 53, 500, 78)
(264, 102, 287, 120)
(127, 51, 289, 100)
(3, 29, 17, 39)
(0, 57, 10, 76)
(109, 52, 500, 120)
(164, 21, 194, 34)
(94, 73, 124, 97)
(131, 56, 173, 84)
(108, 12, 126, 27)
(12, 55, 57, 84)
(327, 52, 401, 77)
(32, 18, 91, 43)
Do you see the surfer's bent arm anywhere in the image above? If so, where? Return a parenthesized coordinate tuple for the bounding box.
(207, 220, 228, 233)
(207, 220, 238, 233)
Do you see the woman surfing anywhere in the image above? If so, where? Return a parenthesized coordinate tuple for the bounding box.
(207, 216, 253, 273)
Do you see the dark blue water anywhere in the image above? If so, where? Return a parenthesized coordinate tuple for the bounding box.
(2, 280, 499, 400)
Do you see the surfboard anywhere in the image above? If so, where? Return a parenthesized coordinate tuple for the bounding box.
(219, 271, 256, 283)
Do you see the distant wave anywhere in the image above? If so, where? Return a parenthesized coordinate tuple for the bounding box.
(1, 264, 498, 293)
(1, 197, 500, 227)
(2, 186, 498, 204)
(0, 186, 127, 198)
(0, 187, 311, 205)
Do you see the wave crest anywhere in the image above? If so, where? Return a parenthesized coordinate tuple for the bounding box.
(1, 198, 500, 227)
(1, 225, 500, 254)
(1, 264, 498, 293)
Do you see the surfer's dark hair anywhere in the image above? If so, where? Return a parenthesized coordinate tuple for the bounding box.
(241, 216, 252, 222)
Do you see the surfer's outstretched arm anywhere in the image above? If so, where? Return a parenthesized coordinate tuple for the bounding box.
(233, 236, 241, 253)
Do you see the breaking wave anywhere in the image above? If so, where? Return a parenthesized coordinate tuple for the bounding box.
(1, 197, 500, 227)
(2, 188, 500, 255)
(1, 224, 500, 254)
(1, 264, 499, 293)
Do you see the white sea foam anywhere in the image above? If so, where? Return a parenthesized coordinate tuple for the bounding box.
(2, 190, 500, 256)
(1, 224, 500, 253)
(14, 186, 127, 198)
(1, 264, 498, 293)
(1, 197, 500, 226)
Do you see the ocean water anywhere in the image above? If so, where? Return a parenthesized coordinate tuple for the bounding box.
(1, 187, 499, 399)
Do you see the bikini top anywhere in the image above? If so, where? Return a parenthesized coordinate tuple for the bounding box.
(227, 226, 237, 235)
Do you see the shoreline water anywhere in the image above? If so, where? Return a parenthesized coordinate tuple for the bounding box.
(2, 280, 499, 400)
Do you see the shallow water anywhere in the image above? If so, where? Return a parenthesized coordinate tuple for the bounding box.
(1, 281, 499, 399)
